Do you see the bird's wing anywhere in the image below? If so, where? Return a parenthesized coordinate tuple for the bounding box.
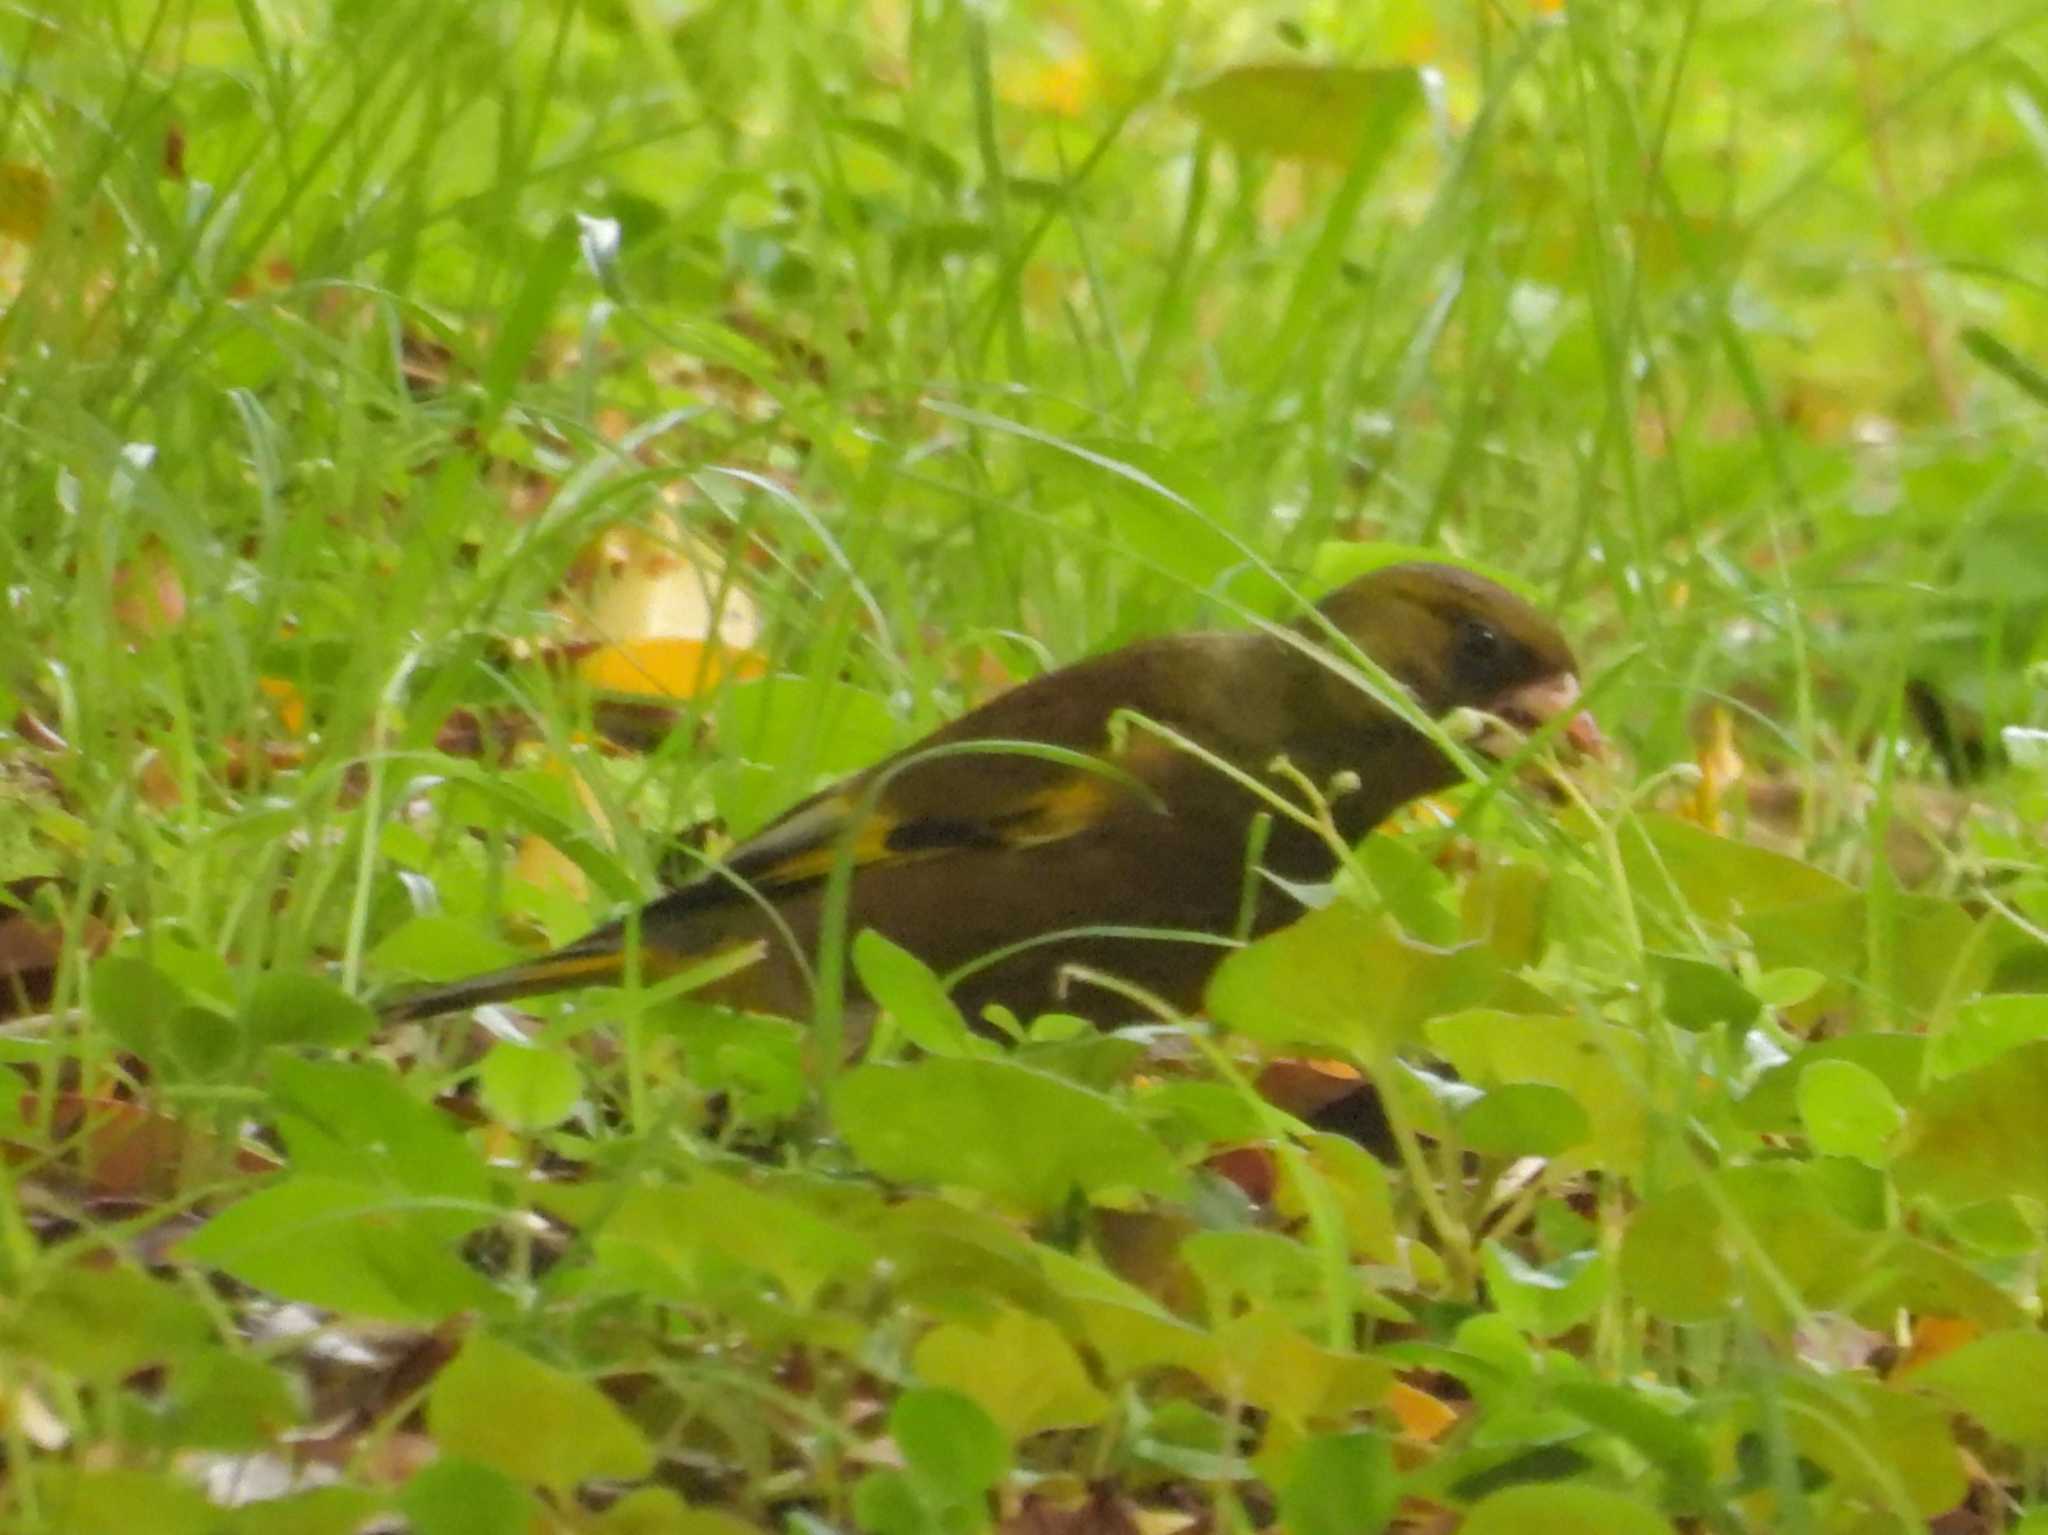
(648, 634, 1275, 924)
(657, 731, 1175, 928)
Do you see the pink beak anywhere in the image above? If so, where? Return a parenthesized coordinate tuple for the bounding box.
(1493, 673, 1606, 757)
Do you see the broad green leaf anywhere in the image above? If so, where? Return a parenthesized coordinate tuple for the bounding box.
(591, 1488, 762, 1535)
(222, 1483, 384, 1535)
(1619, 1187, 1733, 1323)
(1550, 1380, 1713, 1506)
(1210, 1310, 1392, 1424)
(240, 972, 377, 1050)
(1427, 1011, 1649, 1170)
(1209, 902, 1500, 1060)
(914, 1308, 1111, 1438)
(1180, 65, 1423, 167)
(1899, 1040, 2048, 1205)
(1648, 951, 1759, 1031)
(1291, 1131, 1399, 1264)
(477, 1041, 582, 1130)
(1739, 1034, 1926, 1131)
(1930, 994, 2048, 1078)
(1185, 1229, 1346, 1332)
(1617, 813, 1848, 925)
(831, 1058, 1182, 1212)
(155, 1349, 301, 1451)
(1480, 1242, 1608, 1338)
(1461, 1483, 1674, 1534)
(1457, 1083, 1591, 1158)
(181, 1175, 501, 1322)
(37, 1469, 218, 1535)
(428, 1333, 652, 1492)
(1739, 891, 1990, 1024)
(1787, 1377, 1964, 1519)
(854, 928, 988, 1057)
(851, 1470, 932, 1535)
(1915, 1331, 2048, 1450)
(371, 915, 524, 983)
(398, 1457, 534, 1535)
(267, 1054, 492, 1213)
(7, 1263, 212, 1378)
(595, 1173, 874, 1307)
(1279, 1432, 1397, 1535)
(1796, 1058, 1903, 1166)
(891, 1387, 1010, 1500)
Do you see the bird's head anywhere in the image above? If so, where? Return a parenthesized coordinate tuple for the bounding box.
(1306, 561, 1603, 759)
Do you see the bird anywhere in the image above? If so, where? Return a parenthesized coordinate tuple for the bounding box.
(382, 562, 1598, 1030)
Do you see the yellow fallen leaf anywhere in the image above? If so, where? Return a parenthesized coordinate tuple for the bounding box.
(1387, 1378, 1459, 1442)
(577, 636, 768, 700)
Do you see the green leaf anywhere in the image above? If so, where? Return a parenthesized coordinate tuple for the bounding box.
(1480, 1242, 1608, 1338)
(1787, 1377, 1964, 1519)
(477, 1041, 582, 1130)
(1461, 1483, 1674, 1534)
(891, 1387, 1010, 1501)
(1915, 1331, 2048, 1450)
(1279, 1432, 1397, 1535)
(1796, 1058, 1903, 1165)
(914, 1308, 1111, 1438)
(1457, 1083, 1591, 1158)
(428, 1333, 652, 1492)
(1427, 1011, 1649, 1171)
(831, 1058, 1183, 1212)
(1180, 65, 1423, 167)
(267, 1054, 493, 1209)
(398, 1458, 534, 1535)
(179, 1176, 501, 1322)
(1619, 1187, 1733, 1323)
(1899, 1040, 2048, 1205)
(1647, 952, 1759, 1031)
(38, 1469, 218, 1535)
(156, 1349, 302, 1451)
(1931, 994, 2048, 1078)
(1738, 1035, 1926, 1131)
(851, 1469, 933, 1535)
(1617, 814, 1849, 925)
(854, 929, 988, 1057)
(1550, 1379, 1713, 1507)
(371, 915, 524, 984)
(593, 1173, 874, 1307)
(222, 1483, 385, 1535)
(1209, 903, 1501, 1060)
(1739, 891, 1990, 1023)
(7, 1263, 212, 1378)
(240, 972, 377, 1050)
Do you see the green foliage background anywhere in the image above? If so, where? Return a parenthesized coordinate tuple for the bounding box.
(4, 2, 2048, 1532)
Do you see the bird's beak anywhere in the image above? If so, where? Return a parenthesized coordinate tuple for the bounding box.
(1490, 673, 1606, 758)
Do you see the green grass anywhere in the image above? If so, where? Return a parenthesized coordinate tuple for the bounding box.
(4, 1, 2048, 1531)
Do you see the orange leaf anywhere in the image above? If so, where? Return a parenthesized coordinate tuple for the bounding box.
(1897, 1315, 1980, 1376)
(258, 676, 307, 734)
(1387, 1378, 1460, 1442)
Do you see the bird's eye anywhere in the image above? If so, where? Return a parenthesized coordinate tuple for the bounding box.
(1453, 617, 1507, 680)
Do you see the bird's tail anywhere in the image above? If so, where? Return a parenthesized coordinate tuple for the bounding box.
(379, 939, 630, 1024)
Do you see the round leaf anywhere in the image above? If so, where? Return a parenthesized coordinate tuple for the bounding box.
(831, 1058, 1182, 1212)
